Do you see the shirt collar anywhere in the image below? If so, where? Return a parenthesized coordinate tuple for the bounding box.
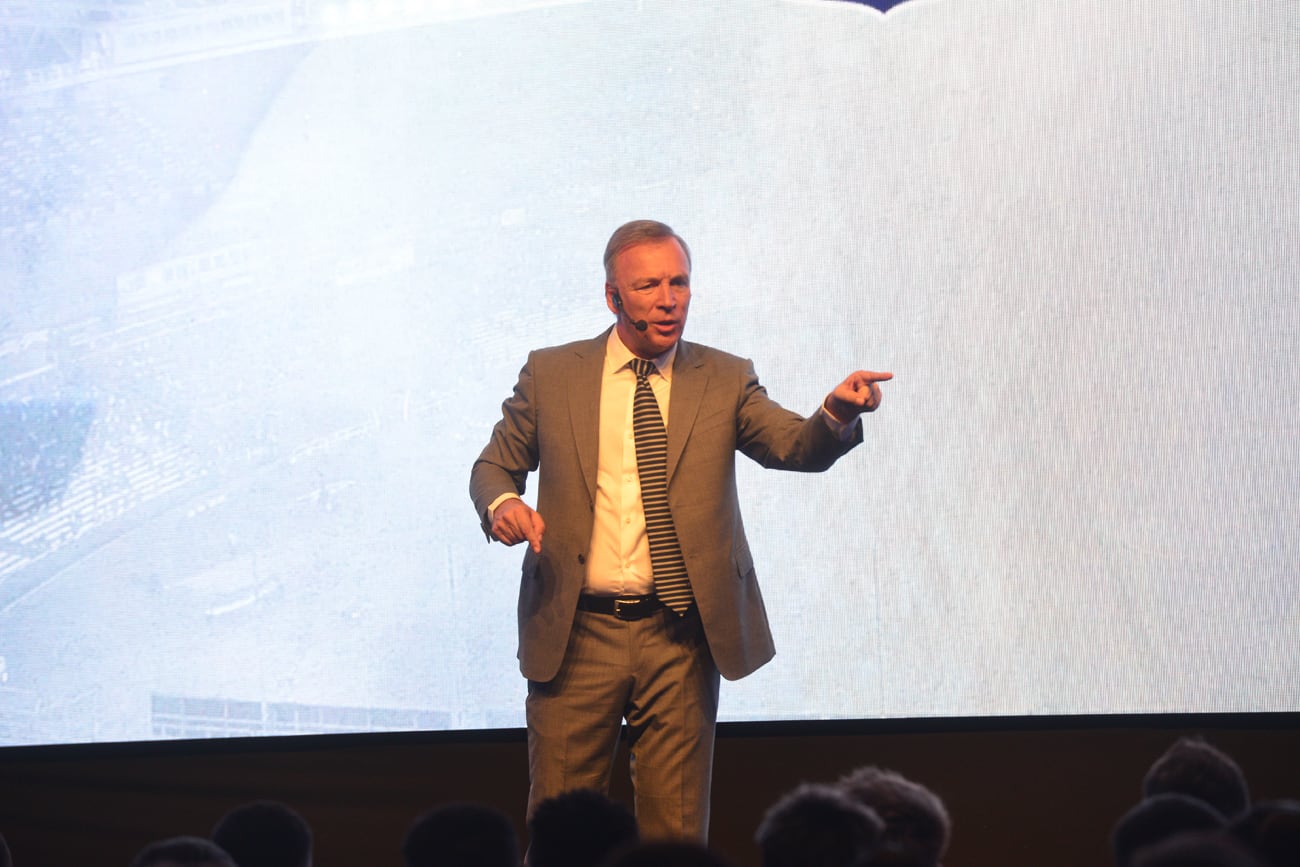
(605, 329, 676, 382)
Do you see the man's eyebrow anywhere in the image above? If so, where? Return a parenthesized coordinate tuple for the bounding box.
(631, 274, 689, 289)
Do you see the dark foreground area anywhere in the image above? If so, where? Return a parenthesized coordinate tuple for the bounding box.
(2, 714, 1299, 867)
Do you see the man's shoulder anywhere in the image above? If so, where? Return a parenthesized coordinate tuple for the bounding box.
(677, 339, 751, 373)
(527, 332, 609, 366)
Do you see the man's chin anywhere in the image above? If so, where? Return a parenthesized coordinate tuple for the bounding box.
(650, 322, 683, 343)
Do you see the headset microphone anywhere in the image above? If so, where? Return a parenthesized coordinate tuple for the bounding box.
(613, 293, 648, 332)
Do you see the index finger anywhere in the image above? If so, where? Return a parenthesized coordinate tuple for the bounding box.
(525, 510, 545, 553)
(858, 370, 893, 383)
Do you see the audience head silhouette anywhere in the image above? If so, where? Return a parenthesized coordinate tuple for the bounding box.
(211, 800, 313, 867)
(130, 836, 237, 867)
(837, 766, 950, 867)
(527, 789, 638, 867)
(1113, 794, 1228, 867)
(401, 803, 518, 867)
(1144, 737, 1251, 819)
(1228, 799, 1300, 867)
(756, 782, 883, 867)
(1129, 831, 1266, 867)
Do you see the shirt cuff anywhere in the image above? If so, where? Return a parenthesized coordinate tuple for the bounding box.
(487, 492, 522, 522)
(819, 403, 857, 441)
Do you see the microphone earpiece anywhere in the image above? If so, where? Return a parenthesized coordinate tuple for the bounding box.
(612, 292, 648, 332)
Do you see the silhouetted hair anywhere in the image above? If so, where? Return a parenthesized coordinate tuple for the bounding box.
(528, 789, 638, 867)
(1130, 831, 1266, 867)
(1229, 799, 1300, 867)
(756, 782, 884, 867)
(130, 835, 238, 867)
(211, 800, 313, 867)
(1144, 737, 1251, 818)
(402, 803, 518, 867)
(603, 221, 692, 284)
(1113, 794, 1228, 867)
(837, 766, 950, 867)
(600, 841, 735, 867)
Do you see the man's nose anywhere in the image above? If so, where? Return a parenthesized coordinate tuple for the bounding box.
(655, 285, 679, 307)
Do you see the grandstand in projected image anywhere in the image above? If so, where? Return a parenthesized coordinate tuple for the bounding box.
(0, 0, 532, 745)
(1, 0, 570, 94)
(1, 1, 303, 88)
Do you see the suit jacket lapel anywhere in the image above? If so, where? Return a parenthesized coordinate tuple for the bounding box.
(568, 330, 608, 503)
(666, 340, 707, 484)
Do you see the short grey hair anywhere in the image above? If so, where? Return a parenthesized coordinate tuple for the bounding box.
(603, 220, 692, 284)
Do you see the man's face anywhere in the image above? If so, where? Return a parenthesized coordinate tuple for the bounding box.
(605, 237, 692, 359)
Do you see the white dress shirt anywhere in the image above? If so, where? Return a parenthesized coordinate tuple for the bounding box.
(582, 329, 676, 596)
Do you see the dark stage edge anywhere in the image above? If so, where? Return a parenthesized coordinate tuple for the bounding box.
(2, 713, 1299, 867)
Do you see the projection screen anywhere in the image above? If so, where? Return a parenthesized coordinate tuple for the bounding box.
(1, 0, 1297, 748)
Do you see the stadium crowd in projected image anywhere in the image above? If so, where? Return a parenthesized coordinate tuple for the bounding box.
(1, 0, 1297, 748)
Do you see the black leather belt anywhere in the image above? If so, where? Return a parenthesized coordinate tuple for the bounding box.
(577, 594, 664, 621)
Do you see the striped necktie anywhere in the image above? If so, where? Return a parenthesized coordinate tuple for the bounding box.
(629, 358, 694, 615)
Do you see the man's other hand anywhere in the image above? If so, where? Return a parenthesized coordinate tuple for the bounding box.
(491, 498, 546, 553)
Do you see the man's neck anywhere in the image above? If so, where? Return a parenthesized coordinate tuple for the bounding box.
(608, 329, 678, 373)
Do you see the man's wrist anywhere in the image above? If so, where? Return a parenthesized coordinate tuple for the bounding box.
(821, 397, 853, 425)
(487, 492, 522, 522)
(819, 400, 857, 440)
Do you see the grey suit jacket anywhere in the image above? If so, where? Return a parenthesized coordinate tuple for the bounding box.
(470, 329, 862, 683)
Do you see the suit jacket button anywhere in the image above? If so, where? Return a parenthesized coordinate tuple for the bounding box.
(577, 554, 586, 565)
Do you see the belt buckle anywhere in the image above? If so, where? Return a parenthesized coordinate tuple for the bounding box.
(613, 597, 638, 620)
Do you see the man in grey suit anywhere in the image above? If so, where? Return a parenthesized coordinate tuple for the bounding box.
(470, 220, 891, 842)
